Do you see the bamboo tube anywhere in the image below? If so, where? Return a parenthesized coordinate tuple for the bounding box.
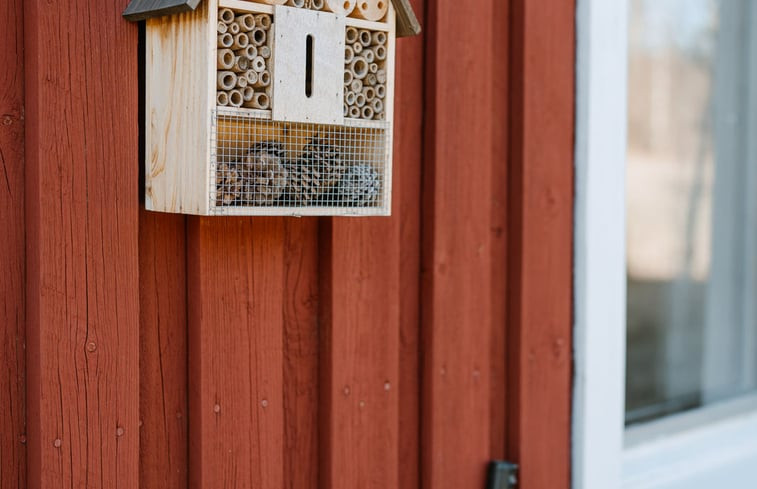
(352, 0, 388, 21)
(350, 79, 363, 93)
(250, 28, 266, 46)
(363, 49, 375, 63)
(355, 93, 366, 108)
(352, 42, 363, 54)
(218, 22, 228, 34)
(219, 8, 235, 24)
(374, 45, 387, 61)
(251, 56, 266, 73)
(371, 31, 387, 46)
(232, 56, 250, 73)
(345, 91, 357, 105)
(345, 45, 355, 64)
(344, 103, 349, 117)
(324, 0, 355, 15)
(350, 57, 369, 80)
(231, 33, 249, 50)
(346, 26, 359, 44)
(311, 0, 325, 9)
(236, 45, 258, 60)
(253, 70, 271, 88)
(362, 86, 375, 101)
(218, 33, 233, 48)
(250, 93, 270, 110)
(228, 89, 244, 107)
(217, 71, 237, 90)
(349, 106, 361, 118)
(217, 49, 235, 70)
(361, 105, 374, 120)
(259, 45, 271, 59)
(228, 22, 241, 35)
(236, 75, 248, 88)
(235, 14, 255, 32)
(243, 87, 255, 102)
(376, 69, 387, 83)
(375, 83, 386, 98)
(344, 69, 354, 86)
(358, 29, 371, 47)
(217, 91, 230, 106)
(287, 0, 305, 7)
(255, 14, 272, 29)
(371, 98, 383, 114)
(365, 73, 377, 86)
(369, 62, 379, 74)
(246, 70, 259, 84)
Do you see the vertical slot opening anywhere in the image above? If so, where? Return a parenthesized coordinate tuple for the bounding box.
(305, 34, 314, 98)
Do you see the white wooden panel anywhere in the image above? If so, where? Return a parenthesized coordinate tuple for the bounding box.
(573, 0, 629, 487)
(272, 6, 345, 124)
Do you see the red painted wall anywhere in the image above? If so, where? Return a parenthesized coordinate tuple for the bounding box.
(0, 1, 574, 488)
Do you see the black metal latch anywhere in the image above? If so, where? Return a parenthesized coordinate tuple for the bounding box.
(487, 461, 519, 489)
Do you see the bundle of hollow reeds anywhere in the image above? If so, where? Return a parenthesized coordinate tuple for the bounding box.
(344, 27, 387, 121)
(217, 8, 274, 111)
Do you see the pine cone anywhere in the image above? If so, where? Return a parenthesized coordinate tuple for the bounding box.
(337, 164, 380, 206)
(301, 137, 345, 189)
(286, 158, 322, 205)
(216, 161, 243, 206)
(239, 141, 288, 205)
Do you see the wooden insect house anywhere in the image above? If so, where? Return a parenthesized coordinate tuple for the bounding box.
(125, 0, 420, 216)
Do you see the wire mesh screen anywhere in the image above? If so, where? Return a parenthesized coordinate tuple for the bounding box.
(211, 108, 391, 215)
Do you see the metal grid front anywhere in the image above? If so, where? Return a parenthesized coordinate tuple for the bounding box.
(210, 108, 391, 215)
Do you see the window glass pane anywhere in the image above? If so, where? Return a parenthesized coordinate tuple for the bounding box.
(626, 0, 757, 425)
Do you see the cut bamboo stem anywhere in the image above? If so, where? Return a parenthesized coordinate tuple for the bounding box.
(371, 98, 383, 114)
(228, 22, 240, 35)
(235, 14, 255, 32)
(345, 45, 355, 64)
(287, 0, 305, 7)
(248, 93, 270, 110)
(374, 45, 387, 60)
(375, 83, 386, 98)
(355, 93, 366, 108)
(371, 31, 387, 46)
(218, 33, 233, 48)
(217, 22, 228, 34)
(231, 33, 249, 50)
(352, 42, 363, 54)
(311, 0, 325, 9)
(259, 45, 271, 59)
(243, 87, 255, 102)
(253, 70, 271, 88)
(369, 62, 378, 74)
(232, 56, 250, 73)
(358, 29, 371, 47)
(361, 105, 374, 119)
(363, 49, 375, 63)
(344, 69, 354, 85)
(236, 76, 248, 88)
(350, 79, 363, 93)
(219, 8, 235, 24)
(250, 28, 267, 46)
(228, 89, 244, 107)
(236, 45, 258, 60)
(217, 71, 237, 90)
(365, 73, 377, 86)
(346, 26, 359, 44)
(376, 69, 387, 83)
(363, 86, 375, 101)
(251, 56, 266, 73)
(349, 106, 361, 118)
(246, 70, 259, 84)
(343, 103, 349, 116)
(217, 91, 230, 106)
(217, 49, 235, 70)
(255, 14, 272, 29)
(345, 91, 357, 105)
(350, 57, 368, 79)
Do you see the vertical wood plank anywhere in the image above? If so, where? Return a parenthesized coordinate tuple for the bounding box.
(506, 1, 575, 488)
(395, 1, 425, 487)
(421, 0, 496, 487)
(320, 217, 400, 489)
(24, 0, 141, 487)
(139, 212, 188, 489)
(187, 217, 285, 489)
(0, 0, 26, 486)
(282, 219, 320, 489)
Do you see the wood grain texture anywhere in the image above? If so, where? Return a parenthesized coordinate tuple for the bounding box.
(24, 0, 141, 487)
(394, 0, 425, 487)
(319, 217, 400, 489)
(0, 0, 26, 486)
(282, 219, 320, 489)
(139, 212, 188, 489)
(187, 217, 285, 489)
(506, 1, 575, 488)
(421, 0, 496, 487)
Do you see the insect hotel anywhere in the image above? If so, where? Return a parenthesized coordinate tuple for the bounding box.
(124, 0, 419, 216)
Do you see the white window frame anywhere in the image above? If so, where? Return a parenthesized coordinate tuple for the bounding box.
(573, 1, 757, 488)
